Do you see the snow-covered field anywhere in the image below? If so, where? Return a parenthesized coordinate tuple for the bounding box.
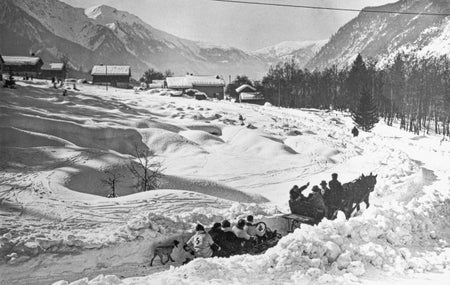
(0, 81, 449, 285)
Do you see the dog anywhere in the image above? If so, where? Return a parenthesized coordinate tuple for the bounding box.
(150, 240, 179, 266)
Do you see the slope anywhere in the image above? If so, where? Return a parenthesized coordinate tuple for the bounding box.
(306, 0, 450, 70)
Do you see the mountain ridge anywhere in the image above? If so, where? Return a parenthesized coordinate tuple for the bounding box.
(306, 0, 450, 70)
(254, 40, 327, 68)
(0, 0, 270, 78)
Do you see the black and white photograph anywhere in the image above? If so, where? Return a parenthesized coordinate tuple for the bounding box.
(1, 0, 450, 284)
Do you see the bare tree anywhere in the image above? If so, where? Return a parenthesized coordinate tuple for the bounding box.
(128, 145, 163, 192)
(102, 167, 124, 198)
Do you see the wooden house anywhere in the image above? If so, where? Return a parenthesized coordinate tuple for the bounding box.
(39, 63, 66, 81)
(166, 75, 225, 99)
(2, 56, 44, 77)
(91, 65, 131, 88)
(236, 84, 265, 105)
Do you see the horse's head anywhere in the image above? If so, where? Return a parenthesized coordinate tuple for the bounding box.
(361, 172, 377, 192)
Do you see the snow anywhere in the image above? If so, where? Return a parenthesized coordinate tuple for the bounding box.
(2, 56, 42, 65)
(91, 65, 130, 76)
(0, 80, 450, 284)
(254, 40, 328, 58)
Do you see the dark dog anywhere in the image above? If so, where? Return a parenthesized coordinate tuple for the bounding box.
(150, 240, 179, 266)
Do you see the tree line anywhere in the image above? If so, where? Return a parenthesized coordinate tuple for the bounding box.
(230, 53, 450, 135)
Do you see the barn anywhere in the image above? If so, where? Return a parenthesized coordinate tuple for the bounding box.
(189, 75, 225, 99)
(166, 75, 225, 99)
(2, 56, 44, 77)
(166, 76, 193, 90)
(39, 63, 66, 81)
(236, 84, 265, 105)
(91, 65, 131, 88)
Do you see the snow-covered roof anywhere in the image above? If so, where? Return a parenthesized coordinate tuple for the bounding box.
(166, 75, 225, 89)
(149, 83, 164, 88)
(41, 63, 65, 71)
(236, 84, 256, 93)
(2, 56, 43, 66)
(91, 65, 131, 76)
(166, 77, 193, 89)
(188, 75, 225, 87)
(240, 92, 264, 100)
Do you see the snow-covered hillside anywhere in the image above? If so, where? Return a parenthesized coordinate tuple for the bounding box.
(0, 80, 449, 284)
(255, 40, 327, 67)
(306, 0, 450, 70)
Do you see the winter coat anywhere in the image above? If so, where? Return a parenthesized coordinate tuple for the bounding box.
(222, 227, 238, 243)
(220, 227, 241, 255)
(309, 192, 328, 217)
(208, 227, 224, 245)
(232, 225, 251, 240)
(187, 230, 214, 258)
(328, 179, 344, 206)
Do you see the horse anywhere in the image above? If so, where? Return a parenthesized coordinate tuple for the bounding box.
(340, 173, 377, 219)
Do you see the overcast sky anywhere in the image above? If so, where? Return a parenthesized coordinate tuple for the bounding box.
(62, 0, 397, 51)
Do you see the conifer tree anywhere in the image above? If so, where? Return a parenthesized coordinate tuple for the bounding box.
(346, 54, 369, 111)
(352, 88, 379, 132)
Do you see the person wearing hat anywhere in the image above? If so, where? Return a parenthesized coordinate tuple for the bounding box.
(320, 180, 329, 195)
(328, 173, 344, 218)
(186, 224, 216, 258)
(309, 185, 328, 221)
(321, 180, 333, 217)
(289, 182, 310, 202)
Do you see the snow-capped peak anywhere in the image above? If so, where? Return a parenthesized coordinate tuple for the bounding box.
(85, 4, 139, 26)
(85, 5, 117, 20)
(254, 40, 328, 57)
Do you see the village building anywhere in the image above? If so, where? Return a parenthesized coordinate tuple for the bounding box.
(236, 84, 265, 105)
(91, 65, 131, 88)
(149, 79, 165, 89)
(39, 63, 66, 81)
(2, 56, 44, 78)
(166, 75, 225, 99)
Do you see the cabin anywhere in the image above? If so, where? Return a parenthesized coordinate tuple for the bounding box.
(166, 76, 193, 90)
(149, 79, 165, 89)
(91, 65, 131, 88)
(39, 63, 66, 81)
(236, 84, 265, 105)
(166, 75, 225, 99)
(2, 56, 44, 77)
(189, 75, 225, 99)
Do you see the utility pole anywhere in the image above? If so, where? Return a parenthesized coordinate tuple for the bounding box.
(105, 64, 108, 91)
(278, 78, 281, 107)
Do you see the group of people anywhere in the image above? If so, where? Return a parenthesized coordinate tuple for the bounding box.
(289, 173, 345, 221)
(184, 215, 265, 260)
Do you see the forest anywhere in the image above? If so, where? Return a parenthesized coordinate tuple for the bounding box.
(253, 54, 450, 136)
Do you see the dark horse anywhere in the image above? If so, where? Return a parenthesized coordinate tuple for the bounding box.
(340, 173, 377, 219)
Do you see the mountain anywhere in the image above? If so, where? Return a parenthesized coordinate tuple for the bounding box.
(306, 0, 450, 70)
(254, 40, 327, 68)
(0, 0, 269, 79)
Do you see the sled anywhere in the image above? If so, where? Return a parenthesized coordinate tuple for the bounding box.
(240, 221, 282, 255)
(282, 213, 316, 233)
